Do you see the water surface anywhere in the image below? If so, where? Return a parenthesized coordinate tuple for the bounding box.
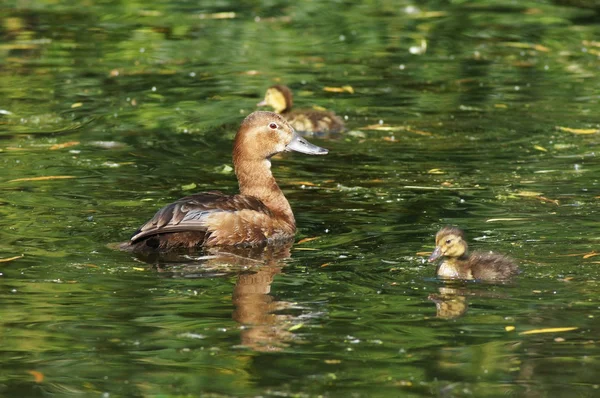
(1, 1, 600, 397)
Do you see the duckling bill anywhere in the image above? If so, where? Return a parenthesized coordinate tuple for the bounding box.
(257, 85, 344, 134)
(123, 111, 328, 253)
(428, 227, 519, 281)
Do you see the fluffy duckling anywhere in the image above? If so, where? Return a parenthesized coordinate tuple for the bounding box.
(123, 111, 328, 253)
(428, 227, 519, 281)
(257, 85, 345, 134)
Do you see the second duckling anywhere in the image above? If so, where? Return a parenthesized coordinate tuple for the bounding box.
(428, 227, 519, 281)
(257, 85, 345, 134)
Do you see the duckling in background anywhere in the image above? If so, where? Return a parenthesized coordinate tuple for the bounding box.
(428, 227, 519, 281)
(122, 111, 328, 253)
(257, 85, 345, 134)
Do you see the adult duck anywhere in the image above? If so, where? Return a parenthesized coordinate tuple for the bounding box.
(428, 227, 520, 281)
(124, 111, 328, 252)
(257, 85, 344, 134)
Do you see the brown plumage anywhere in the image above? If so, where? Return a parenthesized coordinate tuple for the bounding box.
(122, 111, 328, 253)
(257, 85, 345, 134)
(427, 226, 520, 281)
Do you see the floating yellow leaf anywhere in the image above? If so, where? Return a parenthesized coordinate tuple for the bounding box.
(27, 370, 44, 383)
(323, 85, 354, 94)
(297, 237, 320, 244)
(428, 168, 445, 174)
(139, 10, 163, 16)
(50, 141, 80, 150)
(132, 267, 145, 271)
(501, 42, 550, 52)
(533, 145, 547, 152)
(582, 252, 599, 259)
(534, 44, 550, 52)
(537, 196, 559, 205)
(416, 251, 432, 256)
(0, 254, 23, 263)
(486, 218, 530, 222)
(290, 181, 316, 186)
(407, 127, 433, 136)
(557, 126, 599, 135)
(324, 359, 342, 364)
(523, 8, 543, 15)
(288, 323, 304, 331)
(582, 40, 600, 48)
(320, 263, 330, 268)
(71, 102, 83, 108)
(505, 326, 516, 332)
(293, 247, 319, 251)
(199, 11, 235, 19)
(494, 103, 508, 109)
(394, 381, 413, 387)
(9, 176, 75, 182)
(519, 327, 578, 335)
(517, 191, 543, 197)
(417, 11, 447, 18)
(361, 124, 405, 131)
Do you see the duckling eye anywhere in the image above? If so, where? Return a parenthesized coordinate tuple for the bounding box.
(445, 239, 452, 244)
(269, 122, 278, 130)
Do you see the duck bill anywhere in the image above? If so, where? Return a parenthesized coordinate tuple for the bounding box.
(428, 247, 442, 262)
(286, 133, 328, 155)
(257, 100, 267, 107)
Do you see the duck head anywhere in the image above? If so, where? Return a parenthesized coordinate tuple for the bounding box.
(428, 227, 468, 262)
(233, 111, 327, 162)
(257, 85, 293, 114)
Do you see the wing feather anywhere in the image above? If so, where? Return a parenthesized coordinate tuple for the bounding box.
(130, 191, 273, 243)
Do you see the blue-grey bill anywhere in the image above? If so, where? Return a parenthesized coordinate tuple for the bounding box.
(286, 133, 328, 155)
(428, 247, 442, 262)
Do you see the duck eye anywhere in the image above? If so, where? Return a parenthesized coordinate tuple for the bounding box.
(445, 239, 452, 244)
(269, 122, 278, 130)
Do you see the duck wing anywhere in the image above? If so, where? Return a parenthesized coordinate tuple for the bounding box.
(130, 191, 272, 243)
(469, 251, 520, 280)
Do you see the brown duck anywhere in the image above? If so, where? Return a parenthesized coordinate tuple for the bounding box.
(123, 111, 328, 253)
(428, 227, 520, 281)
(257, 85, 344, 134)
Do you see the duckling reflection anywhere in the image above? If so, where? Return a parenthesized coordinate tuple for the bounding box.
(132, 241, 298, 352)
(257, 85, 345, 136)
(428, 286, 468, 319)
(428, 227, 520, 281)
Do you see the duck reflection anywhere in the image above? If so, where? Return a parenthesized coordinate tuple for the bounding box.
(131, 241, 296, 351)
(429, 286, 469, 319)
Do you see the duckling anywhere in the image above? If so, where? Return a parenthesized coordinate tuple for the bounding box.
(428, 227, 519, 281)
(122, 111, 328, 253)
(257, 85, 345, 134)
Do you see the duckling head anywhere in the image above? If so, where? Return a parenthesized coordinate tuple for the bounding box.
(234, 111, 328, 163)
(257, 85, 293, 114)
(428, 227, 468, 262)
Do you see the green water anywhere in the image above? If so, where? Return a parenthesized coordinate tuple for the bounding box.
(2, 1, 600, 397)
